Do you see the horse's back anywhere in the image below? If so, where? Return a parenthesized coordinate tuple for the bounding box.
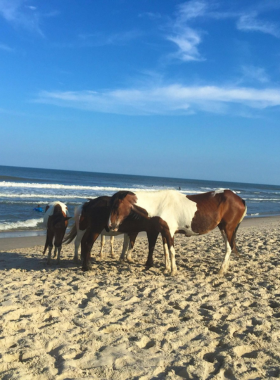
(43, 201, 69, 227)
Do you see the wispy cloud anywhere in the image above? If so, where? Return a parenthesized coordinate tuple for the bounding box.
(167, 28, 203, 62)
(0, 0, 43, 35)
(237, 12, 280, 37)
(166, 1, 207, 62)
(0, 42, 14, 52)
(165, 0, 280, 64)
(176, 0, 208, 22)
(35, 84, 280, 116)
(240, 65, 270, 84)
(77, 30, 142, 47)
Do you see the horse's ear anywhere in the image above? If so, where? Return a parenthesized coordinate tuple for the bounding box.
(65, 216, 72, 221)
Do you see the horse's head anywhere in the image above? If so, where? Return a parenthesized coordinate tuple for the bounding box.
(108, 191, 137, 231)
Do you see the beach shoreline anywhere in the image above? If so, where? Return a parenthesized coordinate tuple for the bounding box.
(0, 215, 279, 250)
(1, 215, 279, 379)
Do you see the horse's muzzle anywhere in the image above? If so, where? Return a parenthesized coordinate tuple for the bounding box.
(108, 223, 119, 232)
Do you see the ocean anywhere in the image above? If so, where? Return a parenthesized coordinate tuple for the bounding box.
(0, 165, 280, 237)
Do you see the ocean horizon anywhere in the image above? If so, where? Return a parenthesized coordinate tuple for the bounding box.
(1, 165, 280, 237)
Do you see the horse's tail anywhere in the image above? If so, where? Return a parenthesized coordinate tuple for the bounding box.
(43, 239, 48, 255)
(239, 200, 247, 223)
(63, 223, 77, 244)
(231, 199, 246, 253)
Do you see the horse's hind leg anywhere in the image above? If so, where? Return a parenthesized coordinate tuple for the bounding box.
(231, 224, 241, 257)
(56, 246, 62, 264)
(74, 229, 85, 262)
(218, 227, 233, 275)
(46, 229, 54, 264)
(162, 236, 171, 273)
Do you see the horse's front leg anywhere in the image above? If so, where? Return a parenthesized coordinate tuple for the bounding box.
(110, 236, 116, 258)
(145, 231, 159, 268)
(126, 232, 138, 263)
(100, 234, 106, 259)
(162, 229, 176, 275)
(120, 234, 130, 262)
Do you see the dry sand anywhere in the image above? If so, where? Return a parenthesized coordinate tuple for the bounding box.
(0, 217, 280, 379)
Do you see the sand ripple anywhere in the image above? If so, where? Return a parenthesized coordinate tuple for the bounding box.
(1, 222, 280, 379)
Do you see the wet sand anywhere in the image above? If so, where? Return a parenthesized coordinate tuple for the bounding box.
(0, 217, 280, 379)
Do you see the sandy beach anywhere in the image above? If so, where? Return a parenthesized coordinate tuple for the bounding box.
(0, 217, 280, 379)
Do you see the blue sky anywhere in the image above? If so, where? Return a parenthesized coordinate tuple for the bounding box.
(1, 0, 280, 185)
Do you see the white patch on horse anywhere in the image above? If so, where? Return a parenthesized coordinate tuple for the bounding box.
(212, 189, 225, 196)
(169, 246, 177, 276)
(43, 201, 69, 226)
(163, 243, 171, 271)
(134, 190, 198, 236)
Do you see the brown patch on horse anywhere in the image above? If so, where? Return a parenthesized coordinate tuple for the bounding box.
(187, 191, 223, 234)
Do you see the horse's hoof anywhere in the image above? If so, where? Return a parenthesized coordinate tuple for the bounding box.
(82, 263, 92, 271)
(145, 261, 153, 268)
(170, 269, 177, 276)
(127, 258, 134, 263)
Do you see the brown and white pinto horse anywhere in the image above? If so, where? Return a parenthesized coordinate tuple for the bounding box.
(43, 201, 71, 264)
(108, 190, 247, 275)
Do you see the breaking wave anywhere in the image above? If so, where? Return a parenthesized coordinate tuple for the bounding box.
(0, 218, 43, 231)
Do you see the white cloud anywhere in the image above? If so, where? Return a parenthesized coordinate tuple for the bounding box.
(35, 84, 280, 116)
(167, 28, 203, 62)
(176, 0, 208, 22)
(166, 1, 206, 62)
(0, 0, 43, 35)
(77, 30, 142, 47)
(237, 12, 280, 37)
(0, 42, 14, 52)
(240, 66, 270, 84)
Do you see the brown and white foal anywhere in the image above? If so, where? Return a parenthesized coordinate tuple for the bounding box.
(108, 190, 247, 275)
(43, 201, 71, 264)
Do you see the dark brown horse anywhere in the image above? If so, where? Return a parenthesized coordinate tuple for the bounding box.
(43, 201, 71, 264)
(64, 196, 164, 271)
(108, 189, 247, 275)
